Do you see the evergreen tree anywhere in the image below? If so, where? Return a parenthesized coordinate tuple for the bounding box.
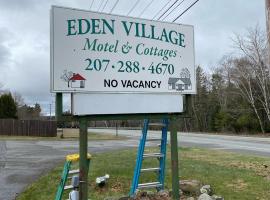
(192, 66, 212, 131)
(0, 93, 17, 119)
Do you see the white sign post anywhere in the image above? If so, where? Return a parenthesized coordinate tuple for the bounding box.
(51, 6, 195, 95)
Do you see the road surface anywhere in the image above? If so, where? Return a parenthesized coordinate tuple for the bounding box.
(1, 130, 270, 199)
(89, 128, 270, 156)
(0, 139, 139, 200)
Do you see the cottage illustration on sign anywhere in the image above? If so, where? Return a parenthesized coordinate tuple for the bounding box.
(60, 70, 86, 88)
(168, 68, 192, 91)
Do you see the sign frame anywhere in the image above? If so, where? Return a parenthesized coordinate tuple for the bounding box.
(51, 5, 196, 200)
(50, 5, 196, 95)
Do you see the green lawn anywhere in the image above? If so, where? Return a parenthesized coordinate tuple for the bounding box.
(17, 147, 270, 200)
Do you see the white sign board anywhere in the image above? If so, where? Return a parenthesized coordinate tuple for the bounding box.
(72, 94, 183, 115)
(50, 6, 195, 94)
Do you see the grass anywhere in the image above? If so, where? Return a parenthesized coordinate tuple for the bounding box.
(17, 147, 270, 200)
(88, 132, 127, 140)
(0, 132, 127, 141)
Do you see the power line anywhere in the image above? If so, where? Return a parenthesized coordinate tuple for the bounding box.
(173, 0, 200, 22)
(101, 0, 109, 12)
(161, 0, 186, 21)
(109, 0, 120, 14)
(90, 0, 94, 10)
(152, 0, 172, 20)
(97, 0, 104, 11)
(127, 0, 141, 16)
(157, 0, 179, 20)
(138, 0, 154, 18)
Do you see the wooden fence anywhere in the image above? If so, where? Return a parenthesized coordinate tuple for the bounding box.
(0, 119, 57, 137)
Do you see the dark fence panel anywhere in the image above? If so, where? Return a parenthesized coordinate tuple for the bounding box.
(0, 119, 57, 137)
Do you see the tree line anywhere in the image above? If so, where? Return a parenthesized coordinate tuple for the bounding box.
(182, 26, 270, 134)
(0, 92, 41, 119)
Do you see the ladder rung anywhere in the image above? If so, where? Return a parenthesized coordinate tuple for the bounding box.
(141, 167, 160, 172)
(68, 169, 80, 174)
(64, 185, 74, 190)
(148, 123, 166, 127)
(147, 138, 162, 142)
(143, 153, 164, 158)
(138, 182, 163, 189)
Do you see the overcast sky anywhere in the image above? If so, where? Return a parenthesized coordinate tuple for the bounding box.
(0, 0, 266, 115)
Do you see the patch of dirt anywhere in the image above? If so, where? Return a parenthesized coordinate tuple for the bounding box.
(130, 191, 170, 200)
(126, 191, 195, 200)
(226, 179, 248, 191)
(90, 181, 110, 194)
(183, 151, 270, 179)
(229, 161, 270, 178)
(111, 181, 125, 192)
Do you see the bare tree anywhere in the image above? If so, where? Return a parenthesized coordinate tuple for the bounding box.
(13, 92, 24, 107)
(233, 27, 270, 125)
(230, 58, 265, 133)
(217, 57, 235, 110)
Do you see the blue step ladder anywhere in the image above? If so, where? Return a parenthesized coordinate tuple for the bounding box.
(130, 118, 169, 196)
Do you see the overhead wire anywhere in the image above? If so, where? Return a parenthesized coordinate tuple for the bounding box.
(127, 0, 141, 16)
(109, 0, 120, 14)
(161, 0, 186, 21)
(97, 0, 104, 11)
(157, 0, 179, 20)
(97, 0, 197, 22)
(90, 0, 94, 10)
(138, 0, 154, 18)
(152, 0, 172, 20)
(173, 0, 200, 22)
(101, 0, 109, 12)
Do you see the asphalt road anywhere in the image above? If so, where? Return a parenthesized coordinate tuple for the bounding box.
(1, 130, 270, 200)
(0, 139, 139, 200)
(89, 128, 270, 156)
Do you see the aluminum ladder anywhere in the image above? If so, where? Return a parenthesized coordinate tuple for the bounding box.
(55, 153, 91, 200)
(130, 118, 169, 196)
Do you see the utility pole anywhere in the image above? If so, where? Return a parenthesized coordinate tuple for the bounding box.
(115, 121, 118, 137)
(49, 103, 52, 120)
(266, 0, 270, 55)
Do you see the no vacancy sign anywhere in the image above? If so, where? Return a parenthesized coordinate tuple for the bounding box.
(50, 6, 195, 94)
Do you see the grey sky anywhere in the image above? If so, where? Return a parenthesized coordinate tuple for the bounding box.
(0, 0, 266, 115)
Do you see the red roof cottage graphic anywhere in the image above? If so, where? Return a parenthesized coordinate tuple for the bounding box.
(70, 73, 86, 88)
(60, 70, 86, 89)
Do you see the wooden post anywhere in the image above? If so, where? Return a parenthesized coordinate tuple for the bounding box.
(55, 93, 63, 120)
(79, 117, 88, 200)
(170, 117, 180, 200)
(116, 120, 118, 137)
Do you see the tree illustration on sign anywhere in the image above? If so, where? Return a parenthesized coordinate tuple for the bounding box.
(60, 70, 73, 87)
(60, 70, 86, 88)
(180, 68, 191, 78)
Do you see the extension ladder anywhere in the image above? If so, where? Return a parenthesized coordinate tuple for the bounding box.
(130, 118, 169, 196)
(55, 153, 91, 200)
